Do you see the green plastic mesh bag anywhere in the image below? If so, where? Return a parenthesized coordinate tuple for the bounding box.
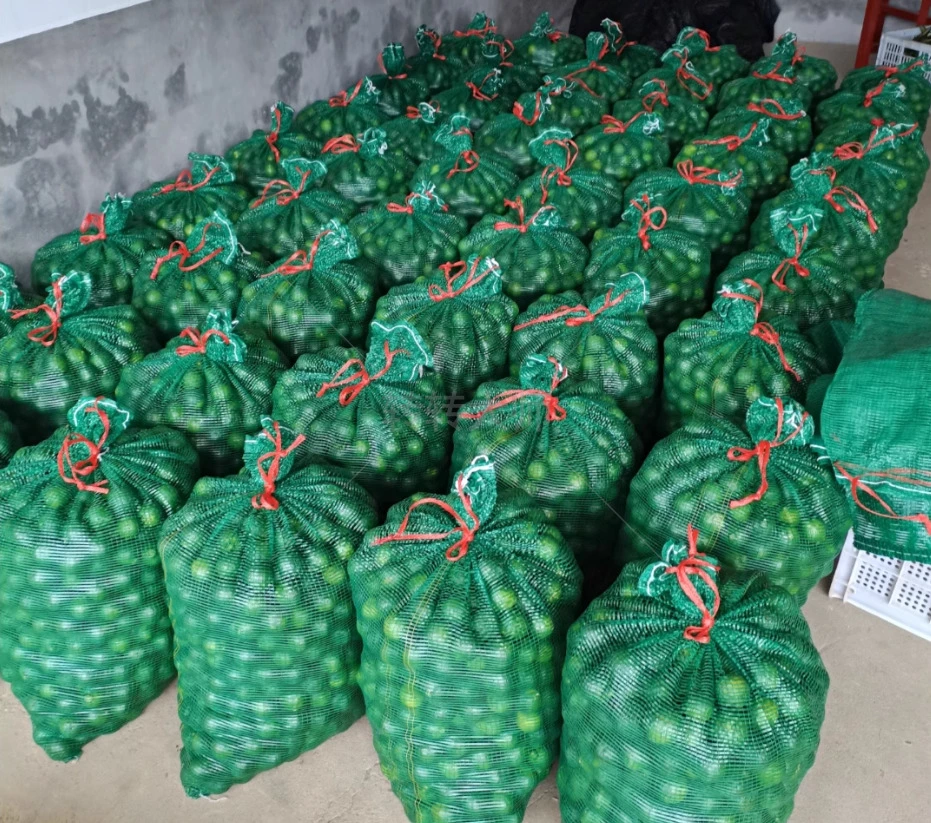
(373, 254, 517, 399)
(624, 397, 850, 601)
(237, 221, 378, 359)
(558, 527, 829, 823)
(0, 272, 156, 442)
(509, 273, 659, 429)
(633, 46, 718, 110)
(458, 197, 589, 309)
(349, 455, 582, 823)
(478, 35, 544, 103)
(453, 355, 640, 558)
(0, 262, 33, 341)
(371, 43, 430, 118)
(534, 75, 609, 131)
(717, 56, 813, 112)
(31, 195, 169, 308)
(677, 118, 790, 206)
(474, 90, 557, 177)
(0, 408, 19, 467)
(442, 12, 499, 66)
(132, 153, 253, 241)
(381, 101, 447, 165)
(348, 182, 469, 290)
(271, 322, 450, 505)
(115, 309, 288, 475)
(0, 396, 199, 761)
(814, 78, 916, 134)
(132, 213, 262, 342)
(575, 110, 670, 187)
(662, 279, 823, 432)
(674, 26, 750, 85)
(432, 66, 508, 129)
(599, 19, 660, 80)
(840, 58, 931, 129)
(515, 128, 625, 240)
(412, 115, 519, 221)
(225, 102, 321, 190)
(707, 98, 812, 160)
(234, 158, 359, 260)
(409, 26, 468, 93)
(513, 12, 585, 71)
(821, 289, 931, 562)
(551, 32, 632, 104)
(585, 195, 712, 338)
(770, 31, 837, 102)
(160, 419, 378, 797)
(318, 128, 415, 210)
(624, 161, 750, 268)
(614, 80, 709, 153)
(293, 77, 386, 143)
(715, 205, 863, 332)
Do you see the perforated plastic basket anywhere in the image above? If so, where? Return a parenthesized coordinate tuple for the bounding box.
(830, 530, 931, 641)
(877, 27, 931, 79)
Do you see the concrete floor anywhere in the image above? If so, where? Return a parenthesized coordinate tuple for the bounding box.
(3, 43, 931, 823)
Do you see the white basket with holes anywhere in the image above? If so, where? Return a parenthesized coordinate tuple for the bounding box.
(830, 530, 931, 641)
(877, 27, 931, 78)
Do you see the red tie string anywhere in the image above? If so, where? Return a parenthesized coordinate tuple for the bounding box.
(492, 196, 556, 233)
(720, 279, 801, 380)
(453, 19, 496, 38)
(56, 398, 112, 495)
(10, 278, 65, 346)
(513, 92, 545, 126)
(373, 471, 481, 561)
(149, 221, 225, 280)
(260, 229, 332, 278)
(666, 525, 720, 644)
(176, 327, 233, 356)
(675, 61, 713, 101)
(316, 340, 409, 406)
(631, 194, 668, 250)
(752, 62, 793, 84)
(378, 52, 408, 79)
(834, 463, 931, 536)
(694, 121, 758, 152)
(447, 149, 481, 178)
(422, 29, 446, 60)
(747, 98, 805, 120)
(642, 81, 671, 111)
(833, 121, 919, 161)
(677, 160, 743, 188)
(321, 134, 360, 155)
(539, 138, 579, 204)
(771, 222, 811, 292)
(250, 421, 306, 511)
(158, 164, 221, 194)
(683, 27, 720, 53)
(513, 287, 631, 330)
(863, 79, 894, 108)
(265, 107, 283, 162)
(79, 212, 107, 245)
(466, 71, 500, 102)
(329, 78, 366, 108)
(880, 59, 926, 78)
(824, 183, 878, 233)
(485, 37, 515, 67)
(250, 166, 316, 208)
(600, 111, 647, 134)
(428, 257, 499, 301)
(564, 55, 610, 99)
(791, 45, 807, 66)
(459, 357, 568, 422)
(726, 397, 810, 508)
(406, 100, 440, 119)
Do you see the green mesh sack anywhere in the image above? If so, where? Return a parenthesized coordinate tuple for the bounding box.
(373, 255, 518, 398)
(271, 322, 450, 505)
(0, 272, 155, 441)
(443, 12, 499, 66)
(599, 19, 660, 79)
(234, 158, 359, 260)
(515, 128, 625, 241)
(409, 26, 468, 93)
(458, 197, 589, 309)
(225, 102, 321, 190)
(381, 101, 447, 164)
(674, 26, 750, 84)
(624, 396, 849, 601)
(349, 183, 468, 290)
(614, 80, 710, 153)
(132, 213, 263, 342)
(0, 396, 199, 761)
(453, 355, 640, 558)
(237, 221, 378, 359)
(585, 195, 712, 338)
(509, 273, 659, 429)
(633, 46, 718, 110)
(558, 528, 829, 823)
(432, 66, 508, 128)
(840, 58, 931, 129)
(707, 97, 812, 160)
(552, 32, 632, 104)
(293, 77, 386, 143)
(31, 195, 169, 308)
(717, 56, 813, 112)
(715, 205, 863, 331)
(662, 279, 823, 432)
(318, 127, 414, 209)
(814, 77, 917, 134)
(534, 75, 609, 131)
(624, 161, 750, 268)
(412, 115, 519, 221)
(132, 153, 253, 241)
(513, 12, 585, 71)
(575, 111, 670, 187)
(160, 419, 378, 797)
(770, 31, 837, 102)
(349, 455, 582, 823)
(0, 262, 32, 341)
(0, 408, 19, 467)
(478, 34, 544, 103)
(115, 309, 288, 475)
(371, 43, 430, 118)
(474, 88, 560, 177)
(676, 118, 790, 206)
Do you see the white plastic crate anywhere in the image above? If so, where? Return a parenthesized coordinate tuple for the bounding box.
(830, 530, 931, 641)
(877, 26, 931, 79)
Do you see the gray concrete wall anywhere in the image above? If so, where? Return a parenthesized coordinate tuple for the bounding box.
(0, 0, 572, 280)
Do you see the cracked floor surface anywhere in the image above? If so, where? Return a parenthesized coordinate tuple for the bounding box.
(2, 43, 931, 823)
